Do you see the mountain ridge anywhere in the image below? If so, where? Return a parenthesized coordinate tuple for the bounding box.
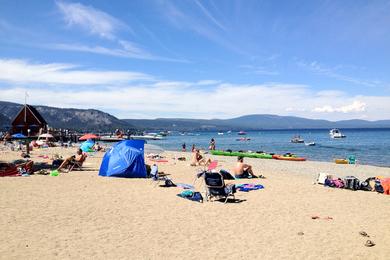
(1, 101, 390, 131)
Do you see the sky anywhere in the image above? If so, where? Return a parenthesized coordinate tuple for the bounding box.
(1, 0, 390, 120)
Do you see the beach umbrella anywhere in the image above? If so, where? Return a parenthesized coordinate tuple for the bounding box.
(79, 133, 99, 141)
(12, 133, 27, 139)
(39, 133, 54, 138)
(145, 144, 164, 154)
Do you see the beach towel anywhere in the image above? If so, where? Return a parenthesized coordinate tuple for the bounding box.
(177, 190, 203, 203)
(176, 183, 195, 190)
(236, 184, 264, 192)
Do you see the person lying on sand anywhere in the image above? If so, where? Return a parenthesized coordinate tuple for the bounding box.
(57, 148, 85, 172)
(190, 149, 212, 166)
(233, 156, 258, 178)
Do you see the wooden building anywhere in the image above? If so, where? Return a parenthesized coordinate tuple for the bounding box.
(11, 104, 47, 136)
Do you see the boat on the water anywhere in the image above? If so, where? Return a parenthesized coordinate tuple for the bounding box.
(217, 132, 224, 135)
(238, 131, 247, 135)
(291, 136, 304, 143)
(305, 142, 316, 146)
(236, 137, 251, 141)
(130, 134, 164, 140)
(330, 129, 346, 138)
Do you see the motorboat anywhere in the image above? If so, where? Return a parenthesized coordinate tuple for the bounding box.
(36, 133, 56, 146)
(217, 132, 224, 135)
(305, 142, 316, 146)
(291, 136, 304, 143)
(238, 131, 247, 135)
(236, 137, 251, 141)
(329, 129, 346, 138)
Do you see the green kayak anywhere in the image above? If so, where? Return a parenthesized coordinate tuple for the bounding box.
(210, 150, 273, 159)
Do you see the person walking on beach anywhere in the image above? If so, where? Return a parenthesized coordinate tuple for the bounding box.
(209, 138, 216, 150)
(233, 156, 257, 178)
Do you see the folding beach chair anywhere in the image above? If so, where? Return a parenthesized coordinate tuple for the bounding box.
(193, 160, 218, 185)
(204, 171, 236, 203)
(67, 153, 87, 172)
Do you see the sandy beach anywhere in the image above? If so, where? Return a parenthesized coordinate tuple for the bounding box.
(1, 147, 390, 259)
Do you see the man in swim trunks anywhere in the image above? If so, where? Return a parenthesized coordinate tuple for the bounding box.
(233, 156, 257, 178)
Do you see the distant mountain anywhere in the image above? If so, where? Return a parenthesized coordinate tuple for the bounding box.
(1, 101, 390, 131)
(0, 101, 130, 131)
(124, 114, 390, 131)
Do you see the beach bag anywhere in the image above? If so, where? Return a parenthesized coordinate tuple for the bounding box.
(324, 178, 335, 187)
(375, 180, 384, 193)
(317, 173, 329, 185)
(52, 159, 64, 168)
(344, 176, 360, 191)
(332, 178, 344, 188)
(360, 177, 375, 191)
(164, 178, 176, 187)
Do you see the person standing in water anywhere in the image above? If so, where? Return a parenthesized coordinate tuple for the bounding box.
(209, 138, 216, 150)
(182, 143, 186, 152)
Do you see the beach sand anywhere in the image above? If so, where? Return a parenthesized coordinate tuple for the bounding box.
(1, 147, 390, 259)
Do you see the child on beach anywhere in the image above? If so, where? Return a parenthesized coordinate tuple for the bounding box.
(191, 149, 212, 166)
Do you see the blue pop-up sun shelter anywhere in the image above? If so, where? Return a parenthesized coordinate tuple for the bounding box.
(99, 140, 147, 178)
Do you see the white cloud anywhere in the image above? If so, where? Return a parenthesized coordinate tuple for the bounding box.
(0, 59, 152, 85)
(56, 1, 125, 39)
(313, 101, 366, 113)
(298, 60, 378, 87)
(1, 59, 390, 120)
(52, 43, 154, 60)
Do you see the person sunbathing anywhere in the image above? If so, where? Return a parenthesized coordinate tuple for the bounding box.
(57, 148, 85, 172)
(233, 156, 258, 178)
(191, 149, 211, 166)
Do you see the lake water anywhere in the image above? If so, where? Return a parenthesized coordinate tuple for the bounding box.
(147, 128, 390, 167)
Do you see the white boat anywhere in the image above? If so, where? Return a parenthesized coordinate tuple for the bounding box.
(100, 136, 125, 142)
(130, 135, 164, 140)
(305, 142, 316, 146)
(217, 132, 224, 135)
(329, 129, 346, 138)
(36, 133, 56, 146)
(291, 136, 304, 143)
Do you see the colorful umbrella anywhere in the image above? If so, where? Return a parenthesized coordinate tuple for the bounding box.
(79, 133, 99, 141)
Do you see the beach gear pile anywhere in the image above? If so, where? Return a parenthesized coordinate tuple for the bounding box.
(317, 173, 390, 195)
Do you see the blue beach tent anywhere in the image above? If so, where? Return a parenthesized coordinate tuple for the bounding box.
(99, 140, 147, 178)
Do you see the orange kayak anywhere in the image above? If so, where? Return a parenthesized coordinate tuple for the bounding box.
(335, 159, 348, 164)
(272, 155, 306, 161)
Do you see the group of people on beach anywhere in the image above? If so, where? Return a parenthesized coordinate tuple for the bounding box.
(190, 149, 257, 178)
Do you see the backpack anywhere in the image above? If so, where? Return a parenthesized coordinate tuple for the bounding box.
(375, 180, 384, 193)
(344, 176, 360, 191)
(360, 177, 375, 191)
(324, 178, 335, 187)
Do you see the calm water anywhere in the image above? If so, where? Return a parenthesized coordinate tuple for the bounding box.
(147, 129, 390, 167)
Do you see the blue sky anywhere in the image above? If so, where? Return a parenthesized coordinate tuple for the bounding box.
(1, 0, 390, 120)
